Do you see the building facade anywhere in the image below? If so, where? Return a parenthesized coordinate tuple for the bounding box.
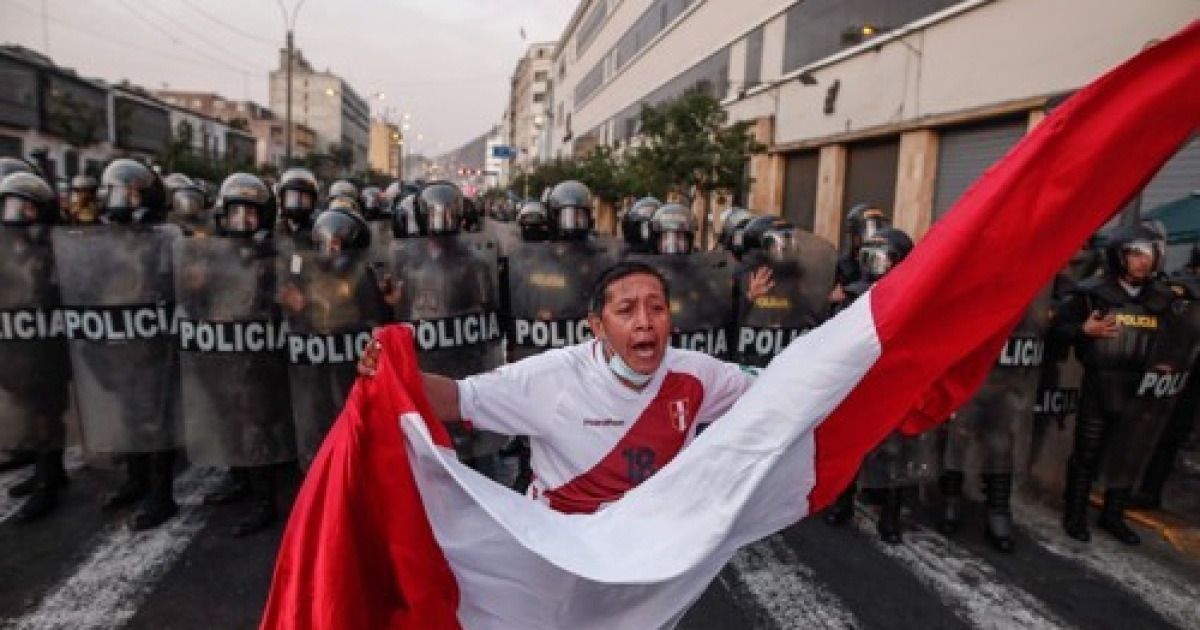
(507, 42, 557, 170)
(156, 90, 316, 169)
(269, 48, 371, 173)
(369, 118, 403, 178)
(549, 0, 1198, 247)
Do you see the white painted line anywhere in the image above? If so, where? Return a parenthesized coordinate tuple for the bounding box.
(6, 467, 221, 630)
(1013, 498, 1200, 630)
(852, 511, 1071, 630)
(0, 447, 86, 523)
(721, 534, 862, 629)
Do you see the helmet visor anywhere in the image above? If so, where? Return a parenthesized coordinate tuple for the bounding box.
(1, 196, 37, 224)
(282, 189, 315, 213)
(173, 190, 205, 217)
(558, 206, 591, 232)
(658, 231, 691, 255)
(224, 203, 261, 233)
(859, 246, 893, 278)
(427, 205, 455, 233)
(863, 216, 887, 240)
(103, 184, 142, 211)
(763, 230, 795, 260)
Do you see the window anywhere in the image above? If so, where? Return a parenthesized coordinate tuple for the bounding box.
(744, 27, 763, 88)
(534, 71, 549, 83)
(533, 92, 545, 103)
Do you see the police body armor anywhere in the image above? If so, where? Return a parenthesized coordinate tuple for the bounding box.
(1101, 288, 1200, 488)
(51, 224, 183, 453)
(174, 238, 296, 467)
(506, 240, 620, 361)
(944, 284, 1053, 476)
(628, 250, 734, 359)
(281, 250, 387, 467)
(735, 230, 837, 367)
(0, 226, 71, 450)
(392, 235, 506, 462)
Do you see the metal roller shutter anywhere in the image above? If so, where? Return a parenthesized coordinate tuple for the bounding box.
(782, 151, 818, 231)
(933, 117, 1027, 221)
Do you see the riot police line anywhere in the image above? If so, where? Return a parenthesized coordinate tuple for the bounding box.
(2, 155, 1197, 557)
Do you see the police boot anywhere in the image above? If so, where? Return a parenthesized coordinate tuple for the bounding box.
(233, 467, 278, 538)
(15, 449, 69, 523)
(938, 470, 965, 536)
(1061, 460, 1092, 542)
(1098, 488, 1141, 546)
(824, 481, 857, 526)
(130, 451, 178, 531)
(877, 487, 904, 544)
(102, 454, 149, 510)
(204, 468, 250, 505)
(982, 473, 1016, 553)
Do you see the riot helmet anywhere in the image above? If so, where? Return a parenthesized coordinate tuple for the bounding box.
(327, 180, 359, 205)
(461, 196, 482, 232)
(844, 203, 889, 250)
(67, 175, 100, 225)
(416, 181, 464, 236)
(391, 194, 421, 238)
(215, 173, 276, 238)
(516, 200, 553, 242)
(312, 207, 371, 271)
(1102, 223, 1165, 283)
(360, 186, 384, 220)
(858, 227, 914, 281)
(278, 168, 320, 230)
(0, 172, 60, 226)
(382, 182, 403, 210)
(648, 203, 698, 255)
(0, 157, 38, 180)
(742, 215, 796, 263)
(98, 158, 166, 224)
(546, 180, 593, 239)
(718, 207, 754, 255)
(622, 197, 661, 250)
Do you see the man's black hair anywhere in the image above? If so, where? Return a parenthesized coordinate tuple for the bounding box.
(588, 261, 671, 315)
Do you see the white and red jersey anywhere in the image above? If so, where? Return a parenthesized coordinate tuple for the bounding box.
(458, 340, 755, 514)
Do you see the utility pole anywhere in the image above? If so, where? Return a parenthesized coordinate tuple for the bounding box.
(278, 0, 307, 167)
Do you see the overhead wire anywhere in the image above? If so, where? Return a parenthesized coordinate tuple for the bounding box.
(113, 0, 267, 76)
(179, 0, 280, 49)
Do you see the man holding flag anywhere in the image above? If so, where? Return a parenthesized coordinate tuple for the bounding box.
(262, 21, 1200, 630)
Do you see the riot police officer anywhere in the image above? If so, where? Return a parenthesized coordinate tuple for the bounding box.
(834, 204, 889, 304)
(326, 180, 359, 211)
(360, 186, 385, 221)
(939, 284, 1053, 552)
(1050, 224, 1175, 544)
(164, 173, 211, 236)
(824, 228, 934, 544)
(276, 168, 320, 249)
(545, 180, 594, 242)
(178, 173, 295, 536)
(64, 175, 100, 226)
(620, 197, 662, 254)
(55, 159, 183, 530)
(0, 171, 72, 521)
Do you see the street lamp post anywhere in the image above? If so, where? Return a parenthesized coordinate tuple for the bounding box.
(277, 0, 308, 167)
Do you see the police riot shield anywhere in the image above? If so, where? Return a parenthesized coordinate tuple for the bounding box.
(391, 235, 506, 462)
(944, 284, 1053, 476)
(860, 430, 940, 489)
(506, 240, 621, 362)
(628, 251, 735, 359)
(174, 238, 296, 467)
(1102, 294, 1200, 488)
(0, 226, 71, 450)
(51, 224, 183, 454)
(280, 250, 385, 468)
(735, 230, 837, 367)
(482, 218, 522, 262)
(366, 218, 393, 269)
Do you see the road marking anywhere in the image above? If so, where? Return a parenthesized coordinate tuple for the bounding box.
(6, 467, 220, 630)
(0, 447, 86, 523)
(852, 510, 1071, 630)
(721, 534, 862, 629)
(1014, 498, 1200, 630)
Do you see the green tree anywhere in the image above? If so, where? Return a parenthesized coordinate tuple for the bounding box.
(625, 89, 763, 246)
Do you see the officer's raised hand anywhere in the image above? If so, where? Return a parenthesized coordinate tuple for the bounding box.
(1082, 310, 1119, 338)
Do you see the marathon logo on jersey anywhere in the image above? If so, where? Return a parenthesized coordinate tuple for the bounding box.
(0, 308, 67, 341)
(410, 311, 502, 351)
(737, 326, 810, 357)
(287, 330, 373, 365)
(997, 337, 1044, 368)
(1034, 387, 1080, 415)
(1113, 313, 1158, 329)
(60, 303, 176, 342)
(178, 319, 288, 353)
(513, 318, 592, 348)
(1136, 370, 1189, 398)
(671, 328, 728, 356)
(669, 399, 689, 432)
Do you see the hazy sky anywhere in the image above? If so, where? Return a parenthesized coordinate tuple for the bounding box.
(0, 0, 577, 154)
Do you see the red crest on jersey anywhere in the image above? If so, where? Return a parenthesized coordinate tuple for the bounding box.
(669, 399, 688, 432)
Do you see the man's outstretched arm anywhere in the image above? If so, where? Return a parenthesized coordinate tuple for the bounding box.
(421, 372, 463, 424)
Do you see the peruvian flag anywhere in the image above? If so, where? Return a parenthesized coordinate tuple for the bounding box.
(261, 22, 1200, 630)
